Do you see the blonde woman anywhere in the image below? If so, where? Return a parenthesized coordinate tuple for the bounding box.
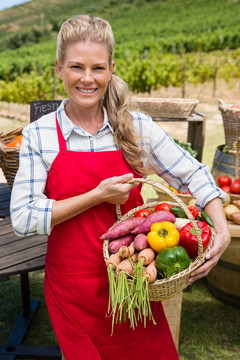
(10, 15, 230, 360)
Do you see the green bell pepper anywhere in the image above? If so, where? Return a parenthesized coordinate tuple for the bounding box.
(155, 246, 190, 278)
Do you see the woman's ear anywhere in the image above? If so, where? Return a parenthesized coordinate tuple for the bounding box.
(108, 61, 115, 81)
(55, 59, 63, 80)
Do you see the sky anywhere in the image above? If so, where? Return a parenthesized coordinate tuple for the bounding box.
(0, 0, 31, 11)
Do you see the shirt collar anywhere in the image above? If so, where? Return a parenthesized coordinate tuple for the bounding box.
(56, 99, 114, 140)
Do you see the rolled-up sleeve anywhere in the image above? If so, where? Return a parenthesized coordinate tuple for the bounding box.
(10, 125, 54, 236)
(132, 111, 226, 209)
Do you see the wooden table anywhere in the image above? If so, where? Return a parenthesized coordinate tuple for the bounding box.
(0, 215, 61, 360)
(152, 111, 206, 162)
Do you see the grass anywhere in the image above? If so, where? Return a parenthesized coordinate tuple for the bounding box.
(1, 271, 240, 359)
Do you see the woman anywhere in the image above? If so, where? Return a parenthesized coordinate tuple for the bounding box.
(10, 15, 230, 360)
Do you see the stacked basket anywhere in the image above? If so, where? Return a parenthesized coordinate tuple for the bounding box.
(0, 128, 22, 189)
(103, 178, 215, 302)
(218, 99, 240, 202)
(219, 99, 240, 148)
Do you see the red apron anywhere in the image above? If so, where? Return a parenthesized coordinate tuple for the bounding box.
(44, 112, 179, 360)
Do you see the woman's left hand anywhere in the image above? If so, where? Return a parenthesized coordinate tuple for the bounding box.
(188, 198, 231, 283)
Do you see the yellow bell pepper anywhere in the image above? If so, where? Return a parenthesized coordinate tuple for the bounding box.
(147, 221, 180, 253)
(166, 185, 179, 194)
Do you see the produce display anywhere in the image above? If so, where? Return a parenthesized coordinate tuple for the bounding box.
(218, 176, 240, 195)
(224, 200, 240, 224)
(218, 176, 240, 224)
(102, 203, 213, 332)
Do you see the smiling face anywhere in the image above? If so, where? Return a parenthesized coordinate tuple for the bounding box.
(55, 40, 115, 112)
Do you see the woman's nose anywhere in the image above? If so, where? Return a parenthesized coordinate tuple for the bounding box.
(81, 69, 93, 83)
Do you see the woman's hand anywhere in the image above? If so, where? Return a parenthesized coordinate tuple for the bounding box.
(51, 173, 139, 227)
(189, 198, 231, 283)
(96, 173, 139, 205)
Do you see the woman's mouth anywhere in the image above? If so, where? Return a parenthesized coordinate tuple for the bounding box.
(77, 87, 97, 94)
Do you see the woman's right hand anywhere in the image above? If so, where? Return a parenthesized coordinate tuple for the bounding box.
(51, 173, 139, 227)
(96, 173, 139, 205)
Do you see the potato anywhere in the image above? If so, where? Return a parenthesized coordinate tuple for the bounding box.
(224, 204, 239, 220)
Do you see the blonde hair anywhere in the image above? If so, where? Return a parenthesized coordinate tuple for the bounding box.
(57, 15, 150, 175)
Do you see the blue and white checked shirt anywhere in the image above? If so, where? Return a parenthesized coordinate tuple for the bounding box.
(10, 99, 224, 236)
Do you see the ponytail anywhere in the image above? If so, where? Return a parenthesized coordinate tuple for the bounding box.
(103, 74, 151, 175)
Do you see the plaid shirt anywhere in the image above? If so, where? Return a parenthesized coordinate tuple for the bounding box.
(10, 99, 224, 236)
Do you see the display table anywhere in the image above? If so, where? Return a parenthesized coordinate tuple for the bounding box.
(207, 221, 240, 307)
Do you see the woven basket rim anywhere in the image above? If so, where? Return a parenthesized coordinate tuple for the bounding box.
(0, 128, 23, 148)
(219, 98, 240, 113)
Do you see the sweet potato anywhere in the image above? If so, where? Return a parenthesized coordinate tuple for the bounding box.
(101, 217, 144, 240)
(108, 234, 135, 254)
(232, 200, 240, 209)
(231, 212, 240, 225)
(134, 233, 149, 251)
(131, 210, 176, 234)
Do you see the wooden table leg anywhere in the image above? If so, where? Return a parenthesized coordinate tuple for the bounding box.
(0, 273, 61, 359)
(187, 112, 206, 163)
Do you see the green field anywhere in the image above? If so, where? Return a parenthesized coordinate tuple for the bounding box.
(0, 0, 240, 102)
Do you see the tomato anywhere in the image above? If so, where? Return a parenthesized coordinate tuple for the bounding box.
(188, 206, 199, 219)
(220, 185, 231, 193)
(230, 181, 240, 194)
(234, 177, 240, 184)
(155, 203, 172, 213)
(6, 135, 23, 148)
(217, 176, 232, 187)
(134, 209, 152, 218)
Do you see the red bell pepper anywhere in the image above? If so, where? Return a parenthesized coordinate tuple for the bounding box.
(179, 221, 212, 259)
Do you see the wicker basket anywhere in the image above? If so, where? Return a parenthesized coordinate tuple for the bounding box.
(131, 97, 199, 119)
(219, 99, 240, 147)
(103, 178, 214, 302)
(0, 128, 23, 189)
(156, 188, 194, 206)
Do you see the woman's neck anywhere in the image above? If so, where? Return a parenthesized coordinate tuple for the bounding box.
(65, 101, 104, 134)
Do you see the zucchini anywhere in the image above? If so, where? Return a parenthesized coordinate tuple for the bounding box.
(170, 206, 186, 218)
(200, 211, 214, 227)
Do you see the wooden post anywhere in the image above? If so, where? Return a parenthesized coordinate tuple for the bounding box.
(182, 58, 187, 98)
(213, 57, 218, 98)
(235, 138, 240, 180)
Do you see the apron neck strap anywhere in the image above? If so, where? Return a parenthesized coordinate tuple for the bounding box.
(55, 111, 67, 151)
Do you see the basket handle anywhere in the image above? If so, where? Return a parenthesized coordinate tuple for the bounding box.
(218, 98, 225, 110)
(116, 177, 204, 258)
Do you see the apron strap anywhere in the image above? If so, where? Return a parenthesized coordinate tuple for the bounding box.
(55, 111, 67, 151)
